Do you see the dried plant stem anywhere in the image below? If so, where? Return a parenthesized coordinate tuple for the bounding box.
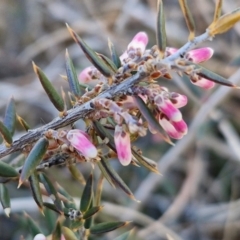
(0, 31, 212, 159)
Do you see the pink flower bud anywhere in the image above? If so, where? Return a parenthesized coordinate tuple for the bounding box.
(190, 77, 215, 89)
(78, 66, 93, 84)
(114, 125, 132, 166)
(127, 32, 148, 54)
(159, 115, 184, 139)
(170, 92, 188, 108)
(33, 234, 46, 240)
(67, 129, 98, 158)
(171, 119, 188, 135)
(186, 47, 214, 63)
(155, 96, 182, 122)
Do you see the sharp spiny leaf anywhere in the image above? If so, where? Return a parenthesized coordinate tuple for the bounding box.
(97, 53, 118, 72)
(0, 161, 18, 178)
(80, 173, 93, 212)
(132, 148, 160, 174)
(32, 62, 65, 112)
(108, 38, 121, 69)
(52, 221, 62, 240)
(100, 157, 137, 201)
(83, 206, 103, 220)
(178, 0, 195, 40)
(156, 0, 167, 58)
(19, 137, 49, 187)
(90, 221, 130, 235)
(62, 226, 78, 240)
(68, 164, 86, 185)
(0, 121, 12, 146)
(0, 184, 11, 217)
(4, 97, 16, 135)
(29, 171, 43, 212)
(65, 49, 83, 97)
(66, 24, 114, 77)
(133, 96, 173, 145)
(17, 115, 31, 131)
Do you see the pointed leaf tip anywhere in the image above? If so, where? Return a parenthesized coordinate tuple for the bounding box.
(66, 25, 113, 77)
(20, 137, 49, 184)
(33, 63, 64, 112)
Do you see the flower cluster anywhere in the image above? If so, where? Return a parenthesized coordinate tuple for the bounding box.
(64, 32, 214, 166)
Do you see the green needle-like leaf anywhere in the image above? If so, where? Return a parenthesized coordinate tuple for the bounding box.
(80, 173, 93, 213)
(97, 53, 118, 72)
(65, 49, 83, 97)
(25, 212, 42, 237)
(33, 62, 64, 112)
(19, 137, 49, 187)
(178, 0, 195, 40)
(108, 38, 121, 69)
(29, 171, 43, 212)
(4, 97, 16, 135)
(62, 226, 78, 240)
(52, 221, 62, 240)
(83, 206, 103, 220)
(133, 96, 172, 145)
(68, 164, 86, 185)
(0, 121, 12, 146)
(90, 221, 130, 235)
(66, 24, 114, 77)
(17, 115, 31, 131)
(100, 157, 137, 201)
(156, 0, 167, 58)
(0, 161, 18, 178)
(131, 148, 159, 174)
(39, 173, 62, 211)
(0, 184, 11, 217)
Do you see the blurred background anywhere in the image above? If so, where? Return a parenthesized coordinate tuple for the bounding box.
(1, 0, 240, 239)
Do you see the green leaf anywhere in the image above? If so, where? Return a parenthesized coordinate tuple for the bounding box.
(0, 121, 12, 145)
(97, 53, 118, 72)
(19, 137, 49, 187)
(29, 171, 43, 212)
(84, 199, 93, 229)
(108, 39, 121, 69)
(17, 115, 31, 131)
(25, 212, 42, 237)
(93, 121, 116, 151)
(52, 221, 62, 240)
(43, 202, 62, 215)
(90, 221, 130, 235)
(193, 63, 238, 87)
(83, 206, 103, 220)
(33, 62, 65, 112)
(62, 226, 78, 240)
(100, 157, 137, 200)
(156, 0, 167, 58)
(4, 97, 16, 135)
(95, 174, 104, 206)
(131, 148, 159, 174)
(133, 96, 172, 144)
(39, 173, 62, 211)
(0, 161, 18, 178)
(114, 230, 135, 240)
(80, 173, 93, 212)
(178, 0, 195, 40)
(57, 184, 76, 209)
(66, 24, 114, 77)
(65, 49, 83, 97)
(0, 184, 11, 217)
(68, 164, 86, 185)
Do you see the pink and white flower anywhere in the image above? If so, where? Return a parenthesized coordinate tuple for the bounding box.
(67, 129, 98, 158)
(114, 125, 132, 166)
